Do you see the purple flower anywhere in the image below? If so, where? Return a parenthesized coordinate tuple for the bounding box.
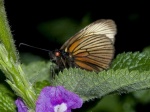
(36, 86, 83, 112)
(15, 98, 28, 112)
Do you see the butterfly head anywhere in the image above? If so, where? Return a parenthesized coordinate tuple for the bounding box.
(49, 49, 61, 62)
(49, 49, 71, 70)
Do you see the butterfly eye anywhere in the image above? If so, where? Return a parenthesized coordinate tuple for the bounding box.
(55, 51, 61, 57)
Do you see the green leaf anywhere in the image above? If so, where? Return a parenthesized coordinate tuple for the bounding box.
(51, 68, 150, 102)
(133, 89, 150, 103)
(0, 83, 15, 112)
(142, 46, 150, 56)
(0, 0, 18, 61)
(111, 52, 150, 72)
(33, 80, 50, 95)
(21, 61, 52, 83)
(0, 2, 37, 108)
(0, 83, 14, 97)
(87, 95, 124, 112)
(0, 92, 16, 112)
(0, 43, 37, 108)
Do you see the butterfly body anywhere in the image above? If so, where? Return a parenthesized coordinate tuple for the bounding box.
(50, 19, 117, 72)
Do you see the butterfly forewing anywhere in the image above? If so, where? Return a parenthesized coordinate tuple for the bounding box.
(61, 19, 116, 49)
(60, 19, 116, 72)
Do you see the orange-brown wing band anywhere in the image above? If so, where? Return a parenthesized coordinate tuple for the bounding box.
(71, 34, 114, 72)
(60, 19, 116, 72)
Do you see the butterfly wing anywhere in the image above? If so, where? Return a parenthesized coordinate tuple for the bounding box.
(60, 19, 117, 72)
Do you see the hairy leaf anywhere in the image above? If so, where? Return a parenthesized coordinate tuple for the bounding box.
(51, 68, 150, 101)
(21, 61, 52, 83)
(0, 91, 16, 112)
(111, 52, 150, 72)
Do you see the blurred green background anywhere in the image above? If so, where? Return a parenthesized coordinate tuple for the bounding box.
(1, 0, 150, 112)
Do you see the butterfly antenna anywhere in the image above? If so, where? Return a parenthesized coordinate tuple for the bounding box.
(19, 43, 50, 52)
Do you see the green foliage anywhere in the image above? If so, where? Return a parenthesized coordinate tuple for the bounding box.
(0, 41, 37, 109)
(21, 61, 52, 83)
(37, 17, 90, 44)
(33, 80, 50, 95)
(87, 95, 124, 112)
(2, 42, 150, 112)
(0, 0, 18, 62)
(16, 51, 150, 111)
(142, 46, 150, 56)
(0, 84, 16, 112)
(1, 0, 150, 111)
(111, 52, 150, 72)
(0, 84, 14, 97)
(0, 1, 36, 109)
(20, 53, 44, 64)
(0, 92, 16, 112)
(51, 68, 150, 102)
(133, 89, 150, 103)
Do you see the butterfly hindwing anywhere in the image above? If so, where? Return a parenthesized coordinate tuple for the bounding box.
(70, 34, 114, 71)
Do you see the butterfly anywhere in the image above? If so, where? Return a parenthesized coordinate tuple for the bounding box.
(49, 19, 117, 72)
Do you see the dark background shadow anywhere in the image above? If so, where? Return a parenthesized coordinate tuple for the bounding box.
(4, 0, 150, 59)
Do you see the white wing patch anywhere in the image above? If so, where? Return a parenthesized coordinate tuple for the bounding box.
(61, 19, 117, 50)
(79, 19, 117, 43)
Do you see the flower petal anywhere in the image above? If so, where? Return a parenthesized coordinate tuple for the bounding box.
(15, 98, 28, 112)
(36, 86, 83, 112)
